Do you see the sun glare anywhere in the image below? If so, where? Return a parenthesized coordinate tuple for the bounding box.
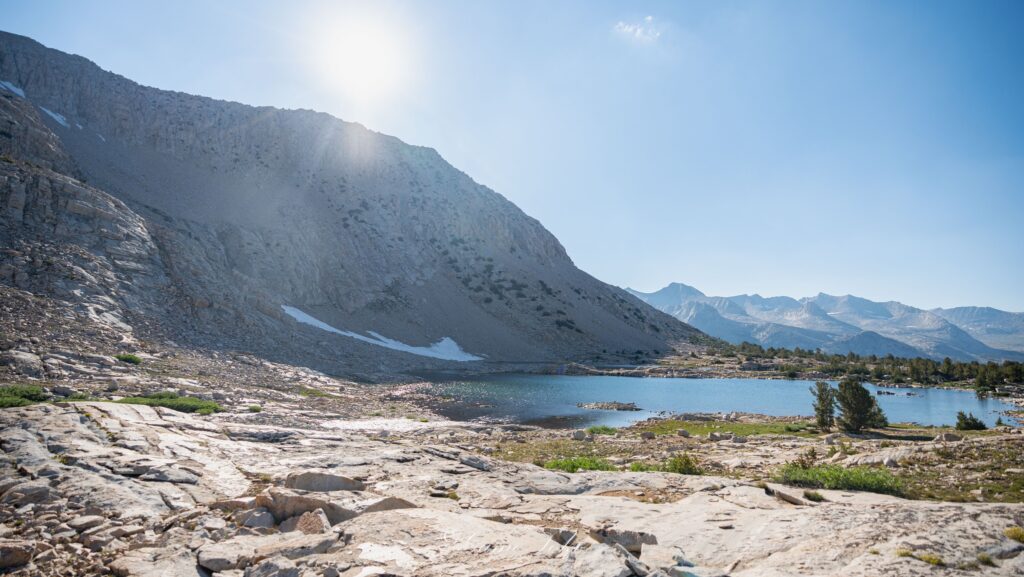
(307, 15, 410, 105)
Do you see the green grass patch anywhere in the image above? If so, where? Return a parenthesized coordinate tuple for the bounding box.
(586, 425, 618, 436)
(544, 456, 615, 473)
(628, 454, 703, 475)
(298, 387, 329, 398)
(639, 419, 816, 438)
(0, 384, 49, 408)
(116, 392, 222, 414)
(115, 353, 142, 365)
(247, 405, 262, 413)
(775, 463, 904, 496)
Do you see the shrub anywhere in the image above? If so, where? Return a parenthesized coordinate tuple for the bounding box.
(976, 552, 995, 567)
(917, 553, 945, 566)
(116, 393, 222, 414)
(803, 490, 825, 502)
(586, 425, 618, 436)
(115, 353, 142, 365)
(1006, 526, 1024, 543)
(543, 457, 615, 473)
(955, 411, 987, 431)
(775, 463, 904, 496)
(662, 454, 702, 475)
(836, 379, 887, 432)
(629, 462, 655, 472)
(248, 405, 262, 413)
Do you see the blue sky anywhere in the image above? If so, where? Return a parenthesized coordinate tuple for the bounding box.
(3, 0, 1022, 310)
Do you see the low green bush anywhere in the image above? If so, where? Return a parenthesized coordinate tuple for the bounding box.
(662, 454, 703, 475)
(586, 425, 618, 436)
(775, 463, 904, 496)
(115, 353, 142, 365)
(116, 392, 222, 414)
(0, 384, 49, 408)
(247, 405, 262, 413)
(543, 456, 615, 473)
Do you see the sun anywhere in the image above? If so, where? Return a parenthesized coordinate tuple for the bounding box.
(307, 14, 410, 105)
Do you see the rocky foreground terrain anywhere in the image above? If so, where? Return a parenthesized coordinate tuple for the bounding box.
(2, 287, 1024, 576)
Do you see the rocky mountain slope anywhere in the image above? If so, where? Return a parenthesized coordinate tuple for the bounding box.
(629, 283, 1023, 361)
(0, 31, 700, 378)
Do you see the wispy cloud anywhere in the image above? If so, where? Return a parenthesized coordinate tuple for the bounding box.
(613, 16, 662, 43)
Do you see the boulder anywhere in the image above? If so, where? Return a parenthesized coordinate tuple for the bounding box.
(676, 429, 690, 438)
(571, 430, 587, 441)
(640, 543, 692, 572)
(934, 432, 963, 443)
(238, 507, 276, 529)
(640, 432, 656, 441)
(0, 539, 34, 569)
(0, 350, 44, 377)
(0, 480, 51, 506)
(573, 543, 632, 577)
(708, 432, 733, 442)
(283, 471, 364, 492)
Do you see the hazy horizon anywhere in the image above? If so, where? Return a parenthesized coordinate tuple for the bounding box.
(3, 0, 1022, 311)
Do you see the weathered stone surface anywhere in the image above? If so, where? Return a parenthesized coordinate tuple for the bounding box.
(243, 556, 299, 577)
(934, 432, 963, 443)
(0, 539, 35, 569)
(589, 527, 658, 554)
(283, 471, 363, 492)
(255, 488, 415, 525)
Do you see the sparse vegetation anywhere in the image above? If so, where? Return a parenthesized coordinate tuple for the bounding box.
(115, 353, 142, 365)
(662, 454, 703, 475)
(776, 463, 904, 496)
(586, 425, 617, 436)
(116, 392, 223, 414)
(247, 404, 262, 413)
(640, 419, 815, 438)
(543, 456, 615, 473)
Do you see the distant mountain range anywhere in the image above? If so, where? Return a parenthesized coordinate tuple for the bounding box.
(628, 283, 1024, 362)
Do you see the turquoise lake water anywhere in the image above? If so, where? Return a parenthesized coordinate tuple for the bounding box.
(430, 374, 1018, 428)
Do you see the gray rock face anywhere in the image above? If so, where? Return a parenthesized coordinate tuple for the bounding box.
(0, 31, 700, 376)
(0, 540, 34, 569)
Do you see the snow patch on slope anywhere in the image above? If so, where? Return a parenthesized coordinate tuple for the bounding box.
(39, 106, 69, 127)
(281, 305, 482, 362)
(0, 80, 25, 97)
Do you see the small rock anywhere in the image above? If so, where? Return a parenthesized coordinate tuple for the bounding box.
(573, 543, 632, 577)
(934, 432, 963, 443)
(238, 507, 276, 529)
(571, 430, 587, 441)
(640, 432, 656, 441)
(676, 429, 690, 438)
(67, 515, 106, 532)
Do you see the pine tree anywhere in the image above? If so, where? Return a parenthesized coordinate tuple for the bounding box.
(836, 378, 887, 433)
(810, 381, 835, 431)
